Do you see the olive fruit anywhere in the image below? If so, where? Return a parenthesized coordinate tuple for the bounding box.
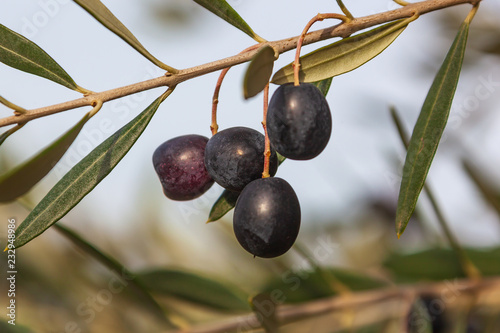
(407, 296, 447, 333)
(204, 127, 278, 192)
(153, 134, 214, 201)
(233, 177, 301, 258)
(267, 82, 332, 160)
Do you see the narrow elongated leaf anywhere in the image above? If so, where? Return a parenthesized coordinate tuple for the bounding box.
(54, 224, 176, 328)
(272, 20, 407, 84)
(73, 0, 175, 72)
(137, 269, 250, 311)
(263, 267, 388, 304)
(384, 247, 500, 282)
(243, 45, 275, 99)
(207, 189, 239, 223)
(312, 77, 333, 96)
(193, 0, 265, 42)
(0, 114, 90, 202)
(395, 21, 470, 237)
(276, 152, 286, 165)
(0, 23, 79, 90)
(462, 159, 500, 218)
(14, 91, 171, 248)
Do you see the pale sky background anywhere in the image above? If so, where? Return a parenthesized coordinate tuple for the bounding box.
(1, 0, 500, 255)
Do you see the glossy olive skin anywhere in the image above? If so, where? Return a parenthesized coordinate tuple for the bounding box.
(267, 83, 332, 160)
(204, 127, 278, 192)
(233, 177, 301, 258)
(153, 134, 214, 201)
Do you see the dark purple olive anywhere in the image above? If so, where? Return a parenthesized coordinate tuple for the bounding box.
(407, 296, 447, 333)
(267, 82, 332, 160)
(204, 127, 278, 192)
(233, 177, 300, 258)
(153, 134, 214, 201)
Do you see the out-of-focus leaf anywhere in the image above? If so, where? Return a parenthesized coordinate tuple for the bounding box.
(262, 268, 388, 304)
(0, 320, 33, 333)
(137, 269, 250, 312)
(272, 20, 407, 84)
(73, 0, 175, 72)
(243, 45, 275, 99)
(207, 189, 239, 223)
(13, 90, 172, 248)
(408, 298, 433, 333)
(384, 247, 500, 282)
(54, 224, 176, 328)
(0, 23, 82, 91)
(0, 114, 90, 202)
(251, 293, 279, 332)
(396, 21, 470, 237)
(462, 159, 500, 218)
(193, 0, 265, 42)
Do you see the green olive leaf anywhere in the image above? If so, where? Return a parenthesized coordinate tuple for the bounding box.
(54, 224, 176, 328)
(0, 23, 81, 91)
(262, 267, 388, 304)
(462, 159, 500, 219)
(272, 20, 408, 84)
(396, 20, 470, 238)
(243, 45, 276, 99)
(384, 247, 500, 282)
(0, 114, 90, 202)
(276, 152, 287, 165)
(312, 77, 333, 97)
(13, 90, 172, 248)
(0, 320, 33, 333)
(137, 269, 250, 312)
(193, 0, 265, 42)
(73, 0, 176, 72)
(206, 189, 240, 223)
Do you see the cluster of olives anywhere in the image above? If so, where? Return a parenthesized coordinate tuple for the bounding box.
(153, 82, 332, 258)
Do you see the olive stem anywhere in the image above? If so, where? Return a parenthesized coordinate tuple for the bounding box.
(293, 13, 349, 86)
(0, 95, 26, 114)
(0, 122, 25, 146)
(464, 1, 479, 23)
(210, 44, 263, 136)
(211, 67, 229, 135)
(262, 83, 271, 178)
(393, 0, 411, 6)
(335, 0, 355, 20)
